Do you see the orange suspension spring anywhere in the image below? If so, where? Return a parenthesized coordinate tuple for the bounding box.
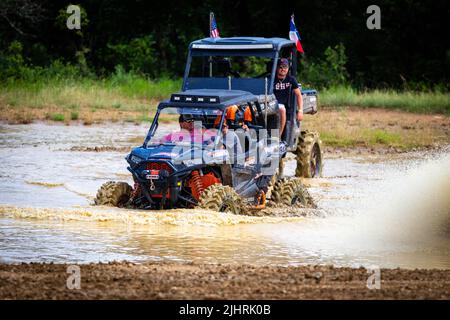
(191, 170, 204, 196)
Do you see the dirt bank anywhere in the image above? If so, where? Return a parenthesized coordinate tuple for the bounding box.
(303, 107, 450, 150)
(2, 107, 450, 150)
(1, 262, 449, 300)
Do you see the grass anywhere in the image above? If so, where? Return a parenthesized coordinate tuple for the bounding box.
(320, 86, 450, 114)
(318, 130, 403, 148)
(1, 77, 447, 122)
(303, 107, 449, 149)
(0, 73, 448, 150)
(367, 129, 402, 145)
(0, 75, 181, 125)
(50, 113, 65, 121)
(70, 111, 79, 120)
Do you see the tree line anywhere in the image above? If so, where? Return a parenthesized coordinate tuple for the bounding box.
(0, 0, 448, 90)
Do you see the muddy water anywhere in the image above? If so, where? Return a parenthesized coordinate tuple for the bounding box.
(0, 123, 449, 269)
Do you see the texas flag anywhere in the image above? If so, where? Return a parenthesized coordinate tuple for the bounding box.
(289, 15, 304, 53)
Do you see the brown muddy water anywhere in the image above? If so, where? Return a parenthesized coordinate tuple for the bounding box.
(0, 123, 449, 269)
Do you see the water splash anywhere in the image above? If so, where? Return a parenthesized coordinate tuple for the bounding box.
(0, 205, 304, 227)
(354, 151, 450, 245)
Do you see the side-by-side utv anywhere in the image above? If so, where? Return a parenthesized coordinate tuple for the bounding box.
(95, 37, 322, 214)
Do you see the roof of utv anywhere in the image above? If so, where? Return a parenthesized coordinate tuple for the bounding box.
(158, 89, 257, 111)
(189, 37, 295, 51)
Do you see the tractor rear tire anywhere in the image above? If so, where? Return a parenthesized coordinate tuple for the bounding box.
(199, 184, 246, 215)
(296, 130, 323, 178)
(94, 181, 132, 207)
(281, 178, 316, 208)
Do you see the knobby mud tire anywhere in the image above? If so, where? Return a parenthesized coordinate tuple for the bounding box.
(266, 157, 285, 200)
(280, 178, 316, 208)
(296, 130, 323, 178)
(199, 184, 246, 215)
(269, 178, 287, 204)
(268, 178, 316, 208)
(94, 181, 132, 207)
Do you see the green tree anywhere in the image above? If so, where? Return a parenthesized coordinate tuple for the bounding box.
(300, 43, 349, 88)
(106, 36, 157, 77)
(0, 40, 26, 80)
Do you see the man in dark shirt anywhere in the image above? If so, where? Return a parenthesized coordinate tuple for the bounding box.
(273, 58, 303, 137)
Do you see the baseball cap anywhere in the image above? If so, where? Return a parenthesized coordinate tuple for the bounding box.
(278, 58, 289, 66)
(179, 114, 195, 122)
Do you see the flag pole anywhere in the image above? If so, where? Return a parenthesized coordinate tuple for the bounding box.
(209, 12, 212, 37)
(290, 13, 298, 76)
(291, 13, 295, 63)
(209, 12, 213, 77)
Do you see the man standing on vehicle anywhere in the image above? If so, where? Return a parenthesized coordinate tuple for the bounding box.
(273, 58, 303, 138)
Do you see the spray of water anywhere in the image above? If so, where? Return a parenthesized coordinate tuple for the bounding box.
(355, 151, 450, 245)
(268, 150, 450, 268)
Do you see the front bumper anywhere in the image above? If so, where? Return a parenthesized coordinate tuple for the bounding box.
(128, 165, 180, 208)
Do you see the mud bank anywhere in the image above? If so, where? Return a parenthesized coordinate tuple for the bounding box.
(1, 262, 449, 300)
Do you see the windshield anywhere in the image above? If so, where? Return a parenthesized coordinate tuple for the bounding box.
(146, 107, 224, 147)
(189, 55, 273, 79)
(185, 55, 274, 94)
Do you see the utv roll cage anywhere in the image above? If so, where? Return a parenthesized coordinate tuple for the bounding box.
(182, 37, 298, 95)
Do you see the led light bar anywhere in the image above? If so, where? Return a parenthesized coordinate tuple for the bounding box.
(170, 94, 220, 103)
(192, 44, 273, 50)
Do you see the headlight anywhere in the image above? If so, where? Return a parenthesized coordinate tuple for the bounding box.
(130, 155, 143, 164)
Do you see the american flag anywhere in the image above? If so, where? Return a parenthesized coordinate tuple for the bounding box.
(289, 15, 304, 53)
(210, 12, 220, 38)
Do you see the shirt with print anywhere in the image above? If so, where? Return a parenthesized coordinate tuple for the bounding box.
(273, 75, 299, 106)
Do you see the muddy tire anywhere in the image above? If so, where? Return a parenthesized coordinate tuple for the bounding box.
(281, 178, 316, 208)
(94, 181, 132, 207)
(266, 158, 285, 199)
(269, 178, 287, 204)
(296, 130, 323, 178)
(199, 184, 246, 215)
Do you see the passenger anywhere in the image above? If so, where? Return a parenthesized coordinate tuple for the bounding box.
(241, 105, 253, 131)
(273, 58, 303, 137)
(213, 105, 249, 129)
(222, 104, 253, 131)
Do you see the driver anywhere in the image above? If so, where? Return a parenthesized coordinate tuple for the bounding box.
(161, 114, 195, 143)
(162, 114, 217, 146)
